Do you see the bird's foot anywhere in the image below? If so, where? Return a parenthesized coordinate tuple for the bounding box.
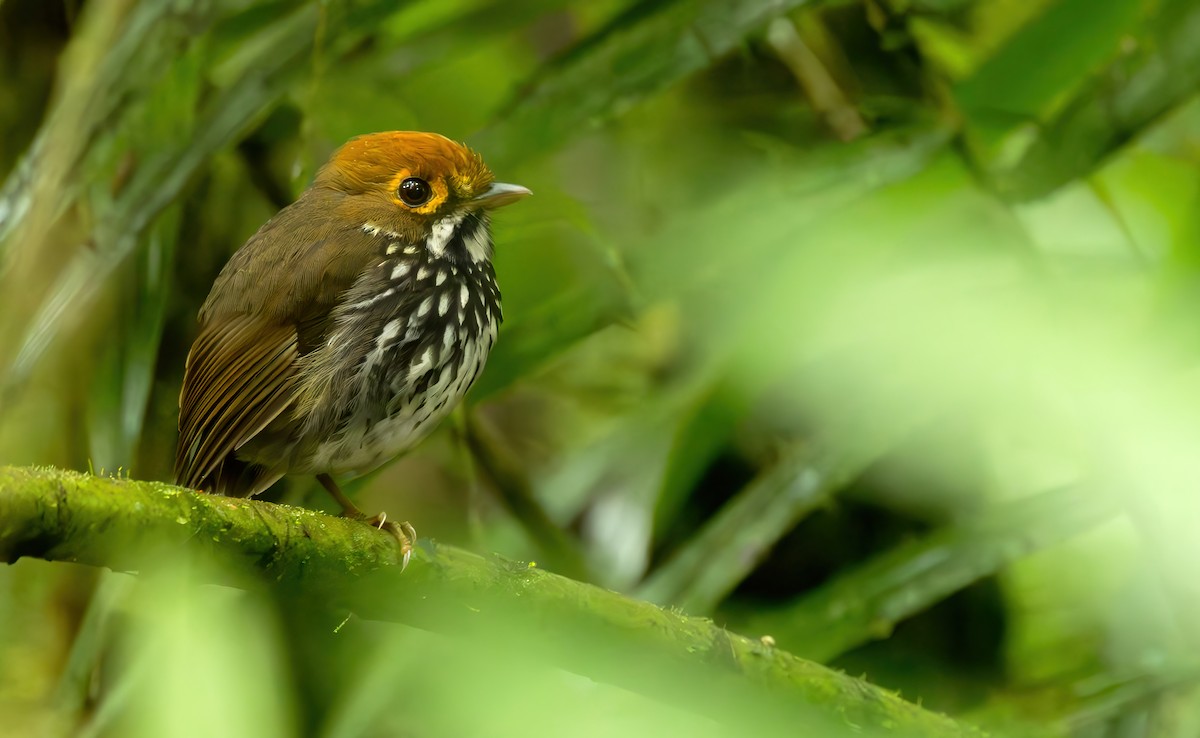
(316, 473, 415, 570)
(363, 514, 416, 571)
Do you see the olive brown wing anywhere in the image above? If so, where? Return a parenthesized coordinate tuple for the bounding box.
(174, 314, 298, 496)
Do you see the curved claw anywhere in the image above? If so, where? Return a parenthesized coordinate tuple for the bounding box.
(320, 476, 415, 569)
(399, 522, 416, 570)
(363, 513, 416, 570)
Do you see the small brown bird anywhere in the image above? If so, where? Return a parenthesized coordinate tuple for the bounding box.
(175, 131, 530, 563)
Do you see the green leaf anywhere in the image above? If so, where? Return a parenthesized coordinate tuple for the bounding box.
(733, 484, 1119, 663)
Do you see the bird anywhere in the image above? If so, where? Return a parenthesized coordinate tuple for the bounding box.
(174, 131, 530, 566)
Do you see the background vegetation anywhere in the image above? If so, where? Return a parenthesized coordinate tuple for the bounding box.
(2, 0, 1199, 735)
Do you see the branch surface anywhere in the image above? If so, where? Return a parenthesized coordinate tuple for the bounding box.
(0, 465, 989, 737)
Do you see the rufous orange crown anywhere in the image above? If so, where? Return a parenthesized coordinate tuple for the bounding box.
(315, 131, 494, 202)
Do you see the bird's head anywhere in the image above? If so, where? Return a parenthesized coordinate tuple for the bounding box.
(314, 131, 529, 263)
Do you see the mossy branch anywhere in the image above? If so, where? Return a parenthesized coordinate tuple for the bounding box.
(0, 465, 989, 738)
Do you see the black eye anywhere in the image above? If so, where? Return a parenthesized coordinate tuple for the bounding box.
(398, 177, 432, 207)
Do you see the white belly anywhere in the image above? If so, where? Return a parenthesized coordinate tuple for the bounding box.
(307, 326, 493, 477)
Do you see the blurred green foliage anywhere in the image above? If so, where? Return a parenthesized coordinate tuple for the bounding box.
(2, 0, 1200, 735)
